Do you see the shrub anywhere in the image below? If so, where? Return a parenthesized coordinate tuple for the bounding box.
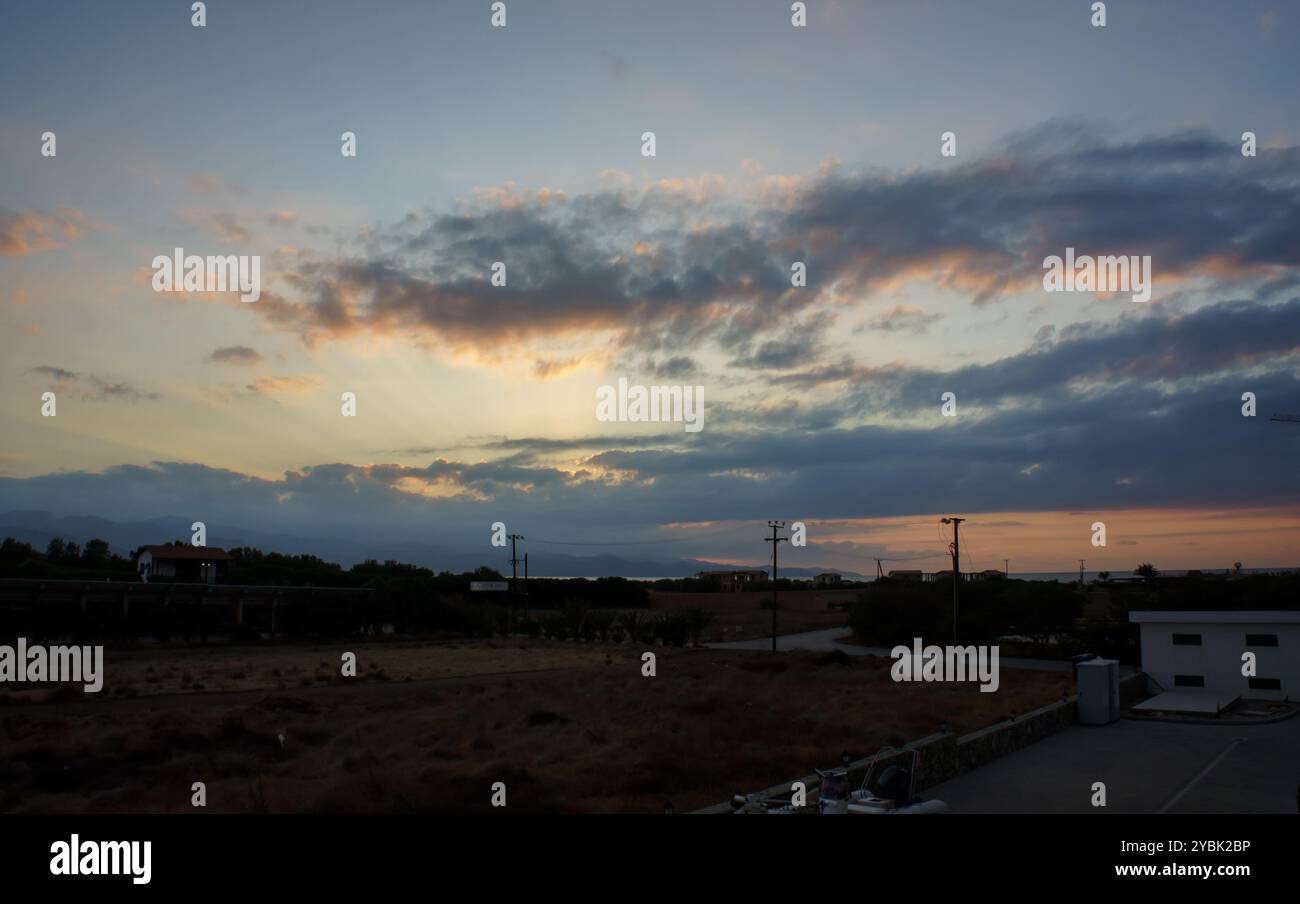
(619, 609, 649, 643)
(656, 612, 690, 647)
(682, 607, 714, 646)
(584, 609, 617, 643)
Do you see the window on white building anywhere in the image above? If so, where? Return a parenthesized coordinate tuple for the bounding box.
(1244, 634, 1278, 646)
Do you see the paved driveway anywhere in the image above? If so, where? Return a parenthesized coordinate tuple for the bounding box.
(925, 715, 1300, 813)
(707, 627, 1079, 673)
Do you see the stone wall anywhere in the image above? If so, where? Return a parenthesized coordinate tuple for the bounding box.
(700, 671, 1150, 812)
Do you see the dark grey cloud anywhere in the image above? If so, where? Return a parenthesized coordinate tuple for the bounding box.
(30, 365, 77, 382)
(5, 354, 1296, 541)
(239, 130, 1300, 358)
(766, 296, 1300, 419)
(207, 345, 263, 366)
(652, 356, 700, 379)
(863, 305, 944, 334)
(27, 366, 159, 402)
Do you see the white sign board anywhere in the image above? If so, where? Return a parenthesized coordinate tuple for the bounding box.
(470, 581, 509, 592)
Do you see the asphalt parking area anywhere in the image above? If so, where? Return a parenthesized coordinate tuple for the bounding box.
(926, 714, 1300, 813)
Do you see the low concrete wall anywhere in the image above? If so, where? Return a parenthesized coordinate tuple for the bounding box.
(1120, 671, 1150, 707)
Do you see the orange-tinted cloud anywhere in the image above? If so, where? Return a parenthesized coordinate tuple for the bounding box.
(0, 206, 94, 256)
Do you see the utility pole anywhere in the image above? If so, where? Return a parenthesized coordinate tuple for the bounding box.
(1004, 558, 1009, 578)
(941, 517, 965, 643)
(765, 521, 788, 652)
(507, 535, 526, 629)
(876, 558, 885, 580)
(1079, 559, 1086, 585)
(508, 534, 524, 592)
(523, 552, 529, 613)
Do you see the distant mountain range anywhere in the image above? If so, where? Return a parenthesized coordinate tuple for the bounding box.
(0, 511, 866, 579)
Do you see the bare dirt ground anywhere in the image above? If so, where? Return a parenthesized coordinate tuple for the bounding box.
(0, 639, 1070, 814)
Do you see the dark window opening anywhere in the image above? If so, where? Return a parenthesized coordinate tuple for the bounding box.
(1173, 675, 1205, 687)
(1245, 634, 1278, 647)
(1248, 677, 1281, 691)
(1172, 633, 1202, 646)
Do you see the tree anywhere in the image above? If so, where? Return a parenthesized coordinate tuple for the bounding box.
(1135, 563, 1159, 580)
(1098, 571, 1111, 582)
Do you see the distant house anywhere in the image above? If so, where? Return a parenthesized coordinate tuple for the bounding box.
(887, 570, 923, 581)
(694, 569, 768, 592)
(814, 572, 843, 587)
(926, 569, 998, 582)
(136, 545, 230, 584)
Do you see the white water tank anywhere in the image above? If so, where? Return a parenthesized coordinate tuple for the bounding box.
(1077, 658, 1120, 725)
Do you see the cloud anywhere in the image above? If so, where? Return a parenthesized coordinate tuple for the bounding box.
(728, 322, 825, 370)
(767, 295, 1300, 415)
(246, 374, 323, 397)
(533, 356, 584, 379)
(864, 304, 944, 334)
(188, 175, 251, 197)
(0, 207, 93, 256)
(30, 365, 78, 384)
(3, 357, 1296, 543)
(652, 356, 700, 379)
(28, 366, 158, 401)
(208, 345, 263, 366)
(179, 209, 252, 244)
(224, 130, 1300, 366)
(88, 378, 160, 402)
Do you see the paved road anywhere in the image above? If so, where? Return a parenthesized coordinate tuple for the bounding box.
(925, 715, 1300, 813)
(707, 627, 1080, 674)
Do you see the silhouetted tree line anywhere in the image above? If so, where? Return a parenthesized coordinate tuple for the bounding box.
(0, 537, 660, 643)
(0, 537, 138, 580)
(850, 577, 1086, 652)
(1101, 570, 1300, 613)
(850, 570, 1300, 664)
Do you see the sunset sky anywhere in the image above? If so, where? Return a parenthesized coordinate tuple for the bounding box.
(2, 0, 1298, 573)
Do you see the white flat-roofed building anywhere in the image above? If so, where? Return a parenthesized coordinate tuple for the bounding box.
(1128, 610, 1299, 702)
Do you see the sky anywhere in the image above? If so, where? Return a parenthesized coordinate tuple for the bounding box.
(1, 0, 1298, 574)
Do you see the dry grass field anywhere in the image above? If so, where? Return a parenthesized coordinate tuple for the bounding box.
(0, 639, 1070, 814)
(649, 588, 858, 642)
